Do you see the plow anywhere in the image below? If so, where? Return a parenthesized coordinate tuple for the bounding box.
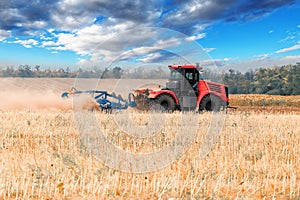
(61, 64, 230, 112)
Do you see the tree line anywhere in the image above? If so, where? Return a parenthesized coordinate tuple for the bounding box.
(221, 63, 300, 95)
(0, 63, 299, 95)
(0, 65, 169, 79)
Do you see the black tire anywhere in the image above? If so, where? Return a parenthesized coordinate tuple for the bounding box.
(199, 95, 222, 112)
(152, 94, 176, 112)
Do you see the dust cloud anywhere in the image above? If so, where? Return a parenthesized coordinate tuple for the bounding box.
(0, 90, 99, 111)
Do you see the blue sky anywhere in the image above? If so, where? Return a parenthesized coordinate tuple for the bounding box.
(0, 0, 299, 72)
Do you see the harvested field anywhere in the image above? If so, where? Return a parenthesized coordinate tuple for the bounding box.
(229, 94, 300, 114)
(0, 78, 299, 199)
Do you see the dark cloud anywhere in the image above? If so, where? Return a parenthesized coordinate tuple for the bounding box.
(19, 0, 54, 21)
(0, 0, 297, 37)
(224, 0, 297, 22)
(52, 0, 159, 26)
(161, 0, 297, 34)
(0, 0, 58, 35)
(45, 0, 161, 31)
(93, 1, 158, 22)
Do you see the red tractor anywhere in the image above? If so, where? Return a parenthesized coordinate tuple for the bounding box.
(133, 64, 229, 112)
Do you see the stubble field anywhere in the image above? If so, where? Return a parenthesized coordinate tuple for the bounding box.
(0, 78, 299, 199)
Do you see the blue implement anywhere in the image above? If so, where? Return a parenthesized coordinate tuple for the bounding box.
(61, 88, 136, 112)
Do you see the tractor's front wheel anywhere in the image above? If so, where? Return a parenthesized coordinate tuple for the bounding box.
(151, 94, 176, 112)
(199, 95, 222, 112)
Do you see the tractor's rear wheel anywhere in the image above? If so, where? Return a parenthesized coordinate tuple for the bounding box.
(151, 94, 176, 112)
(199, 95, 222, 112)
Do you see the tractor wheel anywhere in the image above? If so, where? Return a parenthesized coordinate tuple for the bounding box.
(199, 95, 222, 112)
(151, 94, 176, 112)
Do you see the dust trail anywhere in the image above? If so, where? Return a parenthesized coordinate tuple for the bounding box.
(0, 90, 99, 111)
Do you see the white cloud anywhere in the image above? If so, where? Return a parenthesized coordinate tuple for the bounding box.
(185, 33, 206, 41)
(204, 47, 216, 53)
(254, 53, 270, 60)
(14, 39, 39, 48)
(40, 35, 52, 41)
(48, 22, 189, 65)
(54, 21, 141, 55)
(41, 40, 58, 47)
(223, 57, 233, 62)
(276, 43, 300, 53)
(193, 24, 210, 32)
(138, 53, 162, 63)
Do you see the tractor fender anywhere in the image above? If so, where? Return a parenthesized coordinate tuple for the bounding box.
(148, 90, 179, 105)
(197, 91, 208, 108)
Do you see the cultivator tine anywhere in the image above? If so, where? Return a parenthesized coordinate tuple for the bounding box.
(117, 94, 124, 101)
(70, 87, 77, 93)
(111, 92, 117, 98)
(111, 92, 124, 101)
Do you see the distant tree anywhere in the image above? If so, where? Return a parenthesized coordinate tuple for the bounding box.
(35, 65, 40, 71)
(112, 66, 123, 79)
(2, 66, 14, 77)
(17, 65, 33, 77)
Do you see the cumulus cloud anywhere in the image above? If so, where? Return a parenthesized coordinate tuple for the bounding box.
(13, 39, 39, 48)
(41, 40, 57, 48)
(50, 24, 162, 63)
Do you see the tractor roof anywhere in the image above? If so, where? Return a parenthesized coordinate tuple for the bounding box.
(168, 64, 200, 69)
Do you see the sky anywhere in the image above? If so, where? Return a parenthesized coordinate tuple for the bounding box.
(0, 0, 300, 72)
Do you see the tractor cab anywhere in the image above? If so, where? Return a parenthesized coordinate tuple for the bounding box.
(166, 65, 201, 95)
(164, 65, 202, 110)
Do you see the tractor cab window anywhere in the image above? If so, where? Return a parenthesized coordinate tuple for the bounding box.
(185, 72, 194, 81)
(184, 70, 198, 84)
(199, 71, 204, 80)
(170, 70, 182, 80)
